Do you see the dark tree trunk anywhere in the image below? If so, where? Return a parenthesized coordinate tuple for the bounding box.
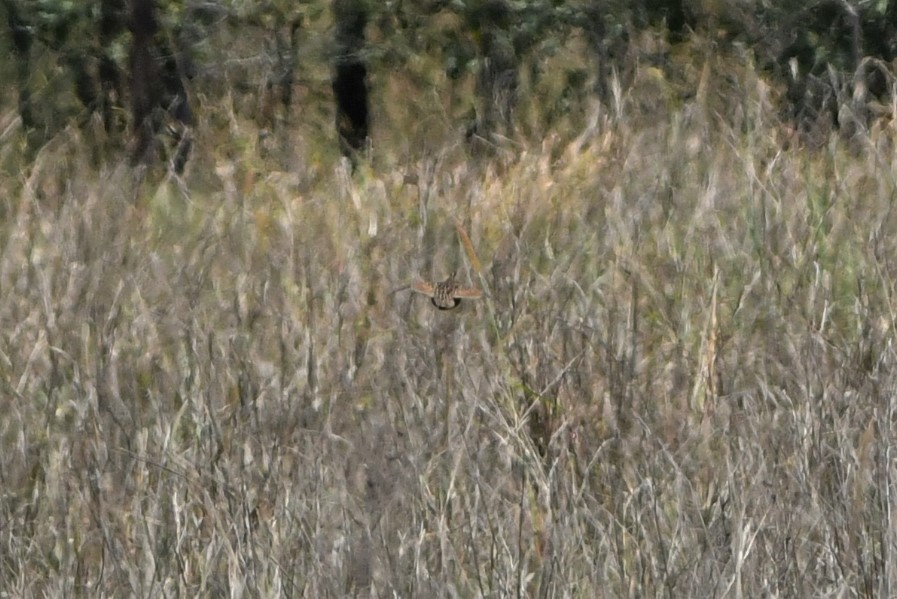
(887, 0, 897, 54)
(4, 0, 35, 129)
(332, 0, 370, 162)
(160, 33, 193, 174)
(638, 0, 691, 40)
(468, 0, 519, 152)
(129, 0, 162, 166)
(128, 0, 192, 173)
(66, 53, 99, 115)
(99, 0, 126, 133)
(279, 18, 302, 111)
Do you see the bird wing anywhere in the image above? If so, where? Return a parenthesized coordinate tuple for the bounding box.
(453, 287, 483, 299)
(412, 281, 436, 297)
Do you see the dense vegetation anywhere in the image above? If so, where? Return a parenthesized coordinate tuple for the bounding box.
(2, 0, 897, 596)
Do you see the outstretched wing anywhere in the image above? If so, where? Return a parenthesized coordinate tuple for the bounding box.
(453, 287, 483, 299)
(412, 281, 436, 297)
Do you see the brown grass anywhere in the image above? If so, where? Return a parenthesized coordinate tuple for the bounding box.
(1, 28, 897, 598)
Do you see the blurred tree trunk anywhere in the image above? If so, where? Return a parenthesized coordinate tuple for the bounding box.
(161, 27, 193, 175)
(332, 0, 370, 162)
(275, 17, 302, 114)
(475, 1, 518, 136)
(3, 0, 34, 129)
(639, 0, 689, 40)
(258, 14, 302, 131)
(129, 0, 192, 173)
(463, 0, 519, 155)
(99, 0, 127, 134)
(129, 0, 162, 166)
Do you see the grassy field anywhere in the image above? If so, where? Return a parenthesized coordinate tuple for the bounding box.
(2, 28, 897, 597)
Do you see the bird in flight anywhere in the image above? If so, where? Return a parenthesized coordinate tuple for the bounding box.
(412, 272, 482, 310)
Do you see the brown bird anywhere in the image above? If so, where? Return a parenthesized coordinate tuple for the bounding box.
(412, 271, 482, 310)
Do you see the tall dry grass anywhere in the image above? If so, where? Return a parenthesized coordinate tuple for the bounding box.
(2, 34, 897, 598)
